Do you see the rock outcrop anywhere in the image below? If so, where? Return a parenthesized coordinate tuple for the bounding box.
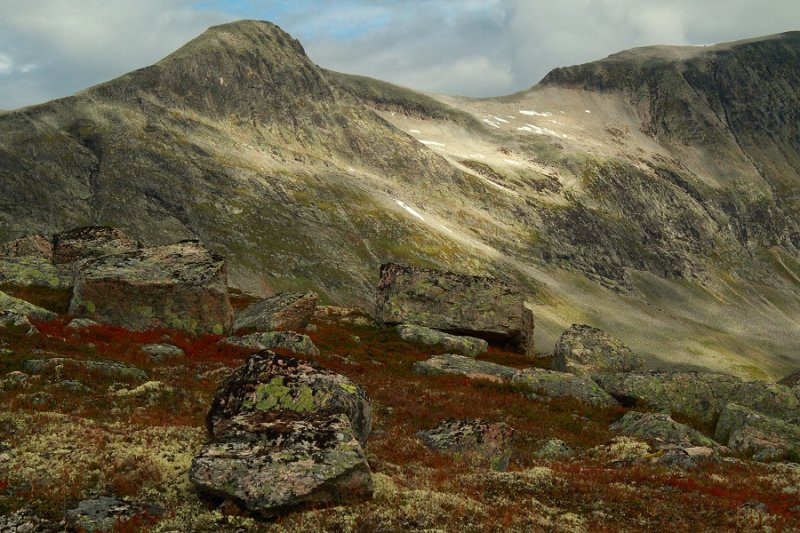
(609, 411, 719, 449)
(69, 240, 233, 335)
(418, 418, 514, 471)
(376, 263, 534, 354)
(511, 368, 618, 406)
(553, 324, 643, 376)
(22, 357, 149, 383)
(234, 291, 319, 332)
(714, 403, 800, 462)
(52, 226, 139, 265)
(0, 234, 53, 260)
(191, 352, 373, 517)
(221, 331, 320, 357)
(397, 324, 488, 357)
(594, 371, 800, 425)
(413, 354, 518, 383)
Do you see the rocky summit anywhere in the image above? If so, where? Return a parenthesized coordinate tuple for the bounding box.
(1, 18, 800, 532)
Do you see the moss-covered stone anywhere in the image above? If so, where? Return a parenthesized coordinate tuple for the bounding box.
(714, 403, 800, 462)
(397, 324, 488, 357)
(553, 324, 643, 376)
(413, 353, 518, 383)
(511, 368, 618, 406)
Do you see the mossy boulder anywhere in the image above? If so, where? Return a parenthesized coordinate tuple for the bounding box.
(52, 226, 139, 265)
(234, 291, 318, 333)
(595, 371, 800, 425)
(207, 352, 371, 445)
(221, 331, 320, 357)
(0, 290, 56, 321)
(511, 368, 618, 406)
(418, 418, 515, 471)
(190, 412, 373, 518)
(714, 403, 800, 462)
(0, 256, 72, 289)
(69, 240, 233, 335)
(376, 263, 534, 355)
(413, 353, 518, 383)
(22, 357, 149, 383)
(397, 324, 488, 357)
(609, 411, 719, 449)
(553, 324, 643, 376)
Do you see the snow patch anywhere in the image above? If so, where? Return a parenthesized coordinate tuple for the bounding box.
(409, 129, 421, 133)
(482, 118, 501, 128)
(584, 109, 591, 114)
(518, 124, 568, 139)
(489, 115, 509, 123)
(395, 200, 425, 221)
(469, 153, 487, 159)
(420, 140, 445, 147)
(519, 110, 552, 117)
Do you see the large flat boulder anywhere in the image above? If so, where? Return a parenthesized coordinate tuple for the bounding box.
(413, 354, 518, 383)
(511, 368, 618, 406)
(52, 226, 139, 265)
(397, 324, 488, 357)
(714, 403, 800, 462)
(375, 263, 534, 355)
(190, 412, 373, 518)
(207, 352, 371, 445)
(553, 324, 643, 376)
(0, 257, 72, 289)
(69, 241, 233, 335)
(595, 371, 800, 425)
(221, 331, 320, 357)
(609, 411, 719, 449)
(234, 291, 318, 332)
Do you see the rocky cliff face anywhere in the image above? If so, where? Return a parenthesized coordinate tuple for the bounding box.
(1, 22, 799, 377)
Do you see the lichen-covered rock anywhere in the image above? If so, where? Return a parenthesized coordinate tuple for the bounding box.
(553, 324, 643, 376)
(66, 496, 162, 532)
(66, 318, 99, 330)
(609, 411, 719, 449)
(534, 439, 576, 459)
(190, 412, 373, 518)
(52, 226, 139, 264)
(0, 234, 53, 260)
(221, 331, 320, 357)
(234, 291, 318, 332)
(69, 240, 233, 335)
(511, 368, 618, 406)
(207, 352, 371, 445)
(413, 353, 518, 383)
(397, 324, 488, 357)
(0, 290, 56, 321)
(595, 371, 800, 425)
(22, 357, 149, 382)
(141, 343, 185, 362)
(714, 403, 800, 462)
(111, 380, 183, 405)
(0, 256, 72, 289)
(418, 418, 515, 471)
(375, 263, 534, 355)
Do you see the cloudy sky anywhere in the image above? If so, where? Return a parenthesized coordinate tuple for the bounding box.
(0, 0, 798, 110)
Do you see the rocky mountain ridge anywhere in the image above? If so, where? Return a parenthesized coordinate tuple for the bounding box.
(0, 21, 799, 378)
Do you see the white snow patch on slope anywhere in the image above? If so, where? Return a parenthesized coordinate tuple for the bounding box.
(520, 110, 552, 117)
(409, 129, 421, 133)
(469, 153, 487, 159)
(395, 200, 425, 221)
(489, 115, 509, 123)
(518, 124, 568, 139)
(420, 140, 445, 147)
(483, 118, 501, 128)
(584, 109, 591, 114)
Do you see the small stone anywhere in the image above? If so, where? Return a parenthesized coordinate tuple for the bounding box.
(535, 439, 575, 459)
(66, 318, 99, 330)
(233, 291, 318, 332)
(397, 324, 489, 357)
(552, 324, 643, 376)
(221, 331, 320, 357)
(141, 343, 185, 362)
(413, 353, 518, 383)
(418, 418, 515, 471)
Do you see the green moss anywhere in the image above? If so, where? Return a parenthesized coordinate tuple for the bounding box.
(253, 378, 316, 412)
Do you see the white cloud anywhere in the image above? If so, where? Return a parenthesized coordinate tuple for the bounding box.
(0, 53, 13, 75)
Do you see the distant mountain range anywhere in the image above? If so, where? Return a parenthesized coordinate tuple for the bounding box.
(1, 21, 798, 379)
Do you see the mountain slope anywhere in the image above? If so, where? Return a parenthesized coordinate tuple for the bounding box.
(1, 22, 799, 378)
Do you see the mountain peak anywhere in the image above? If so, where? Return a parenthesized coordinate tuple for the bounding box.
(91, 19, 331, 119)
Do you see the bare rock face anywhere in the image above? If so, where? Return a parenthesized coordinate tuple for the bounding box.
(69, 240, 233, 335)
(234, 291, 318, 333)
(192, 352, 373, 517)
(397, 324, 488, 357)
(511, 368, 619, 406)
(553, 324, 643, 376)
(375, 263, 534, 355)
(418, 418, 515, 471)
(206, 352, 371, 445)
(714, 403, 800, 462)
(190, 412, 373, 518)
(0, 234, 53, 260)
(52, 226, 139, 265)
